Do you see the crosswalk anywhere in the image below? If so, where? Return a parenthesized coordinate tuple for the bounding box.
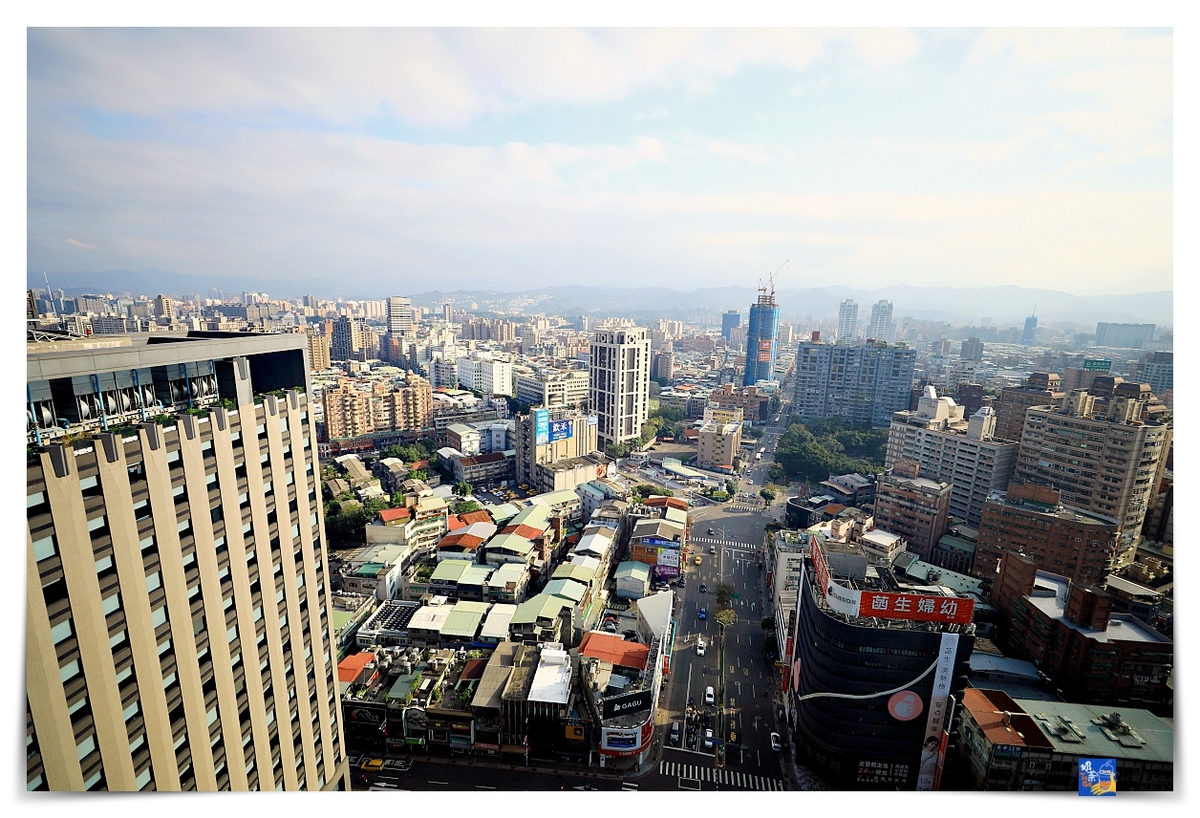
(658, 761, 784, 790)
(689, 536, 757, 550)
(622, 781, 639, 791)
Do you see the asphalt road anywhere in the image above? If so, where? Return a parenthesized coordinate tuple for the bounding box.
(628, 411, 795, 791)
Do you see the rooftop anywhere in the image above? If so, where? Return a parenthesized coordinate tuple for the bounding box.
(486, 532, 534, 556)
(511, 592, 572, 625)
(528, 644, 573, 705)
(440, 601, 491, 638)
(614, 561, 651, 581)
(1027, 573, 1169, 644)
(544, 578, 588, 603)
(359, 600, 421, 633)
(579, 632, 650, 671)
(479, 603, 518, 640)
(408, 604, 453, 633)
(1020, 699, 1174, 762)
(960, 688, 1055, 750)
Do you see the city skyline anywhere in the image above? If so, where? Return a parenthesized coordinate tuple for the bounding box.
(28, 27, 1172, 296)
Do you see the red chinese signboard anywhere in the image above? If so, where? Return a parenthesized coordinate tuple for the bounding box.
(811, 542, 831, 598)
(858, 591, 974, 625)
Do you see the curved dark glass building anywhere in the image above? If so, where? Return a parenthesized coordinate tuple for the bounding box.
(790, 555, 974, 789)
(743, 294, 779, 386)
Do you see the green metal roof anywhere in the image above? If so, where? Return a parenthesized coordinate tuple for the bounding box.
(552, 562, 595, 583)
(430, 559, 472, 583)
(511, 593, 572, 625)
(486, 533, 534, 556)
(440, 601, 492, 638)
(615, 560, 651, 581)
(544, 578, 587, 603)
(1017, 700, 1174, 763)
(355, 562, 386, 577)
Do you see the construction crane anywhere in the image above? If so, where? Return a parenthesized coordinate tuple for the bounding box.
(758, 259, 788, 302)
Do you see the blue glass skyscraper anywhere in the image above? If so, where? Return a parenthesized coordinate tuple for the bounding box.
(743, 293, 780, 386)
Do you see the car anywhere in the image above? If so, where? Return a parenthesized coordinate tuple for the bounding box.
(770, 732, 781, 751)
(709, 545, 715, 554)
(698, 607, 706, 620)
(705, 686, 715, 706)
(707, 527, 715, 535)
(703, 729, 714, 749)
(360, 758, 383, 771)
(694, 555, 702, 565)
(678, 577, 686, 588)
(699, 583, 707, 593)
(696, 638, 706, 656)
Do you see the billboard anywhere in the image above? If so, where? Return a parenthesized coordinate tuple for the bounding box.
(916, 633, 959, 791)
(549, 418, 573, 442)
(858, 591, 975, 626)
(602, 690, 653, 719)
(657, 549, 680, 568)
(1083, 359, 1112, 371)
(533, 409, 550, 445)
(758, 338, 772, 362)
(587, 414, 599, 426)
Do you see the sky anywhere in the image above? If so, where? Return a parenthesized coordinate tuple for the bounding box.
(26, 27, 1174, 296)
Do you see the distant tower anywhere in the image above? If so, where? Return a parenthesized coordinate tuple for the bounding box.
(866, 300, 895, 343)
(837, 300, 859, 342)
(721, 310, 741, 341)
(1022, 311, 1038, 346)
(442, 303, 453, 323)
(386, 295, 414, 337)
(743, 296, 780, 386)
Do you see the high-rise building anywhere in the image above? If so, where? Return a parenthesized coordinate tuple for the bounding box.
(720, 310, 741, 341)
(589, 327, 650, 449)
(1021, 314, 1038, 346)
(441, 303, 453, 323)
(650, 351, 675, 383)
(1095, 322, 1156, 349)
(960, 337, 984, 362)
(26, 333, 348, 791)
(871, 461, 952, 561)
(865, 300, 895, 344)
(973, 482, 1121, 586)
(306, 331, 330, 372)
(153, 295, 175, 319)
(513, 407, 600, 491)
(1014, 386, 1172, 554)
(329, 316, 364, 361)
(792, 340, 917, 428)
(386, 296, 413, 337)
(743, 293, 780, 386)
(836, 300, 858, 342)
(885, 387, 1018, 526)
(789, 538, 975, 790)
(323, 376, 433, 441)
(993, 372, 1065, 445)
(1130, 351, 1173, 396)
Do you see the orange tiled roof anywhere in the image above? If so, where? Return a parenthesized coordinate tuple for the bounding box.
(579, 632, 650, 671)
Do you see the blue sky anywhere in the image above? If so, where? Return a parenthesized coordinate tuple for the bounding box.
(26, 28, 1172, 295)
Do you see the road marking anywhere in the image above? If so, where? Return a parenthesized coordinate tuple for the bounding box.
(429, 780, 449, 785)
(622, 782, 639, 790)
(475, 784, 496, 789)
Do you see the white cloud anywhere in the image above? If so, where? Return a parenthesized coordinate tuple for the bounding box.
(707, 140, 772, 166)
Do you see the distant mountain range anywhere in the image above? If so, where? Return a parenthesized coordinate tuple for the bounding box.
(30, 269, 1173, 328)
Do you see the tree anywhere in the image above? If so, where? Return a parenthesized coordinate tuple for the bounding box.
(409, 469, 428, 482)
(452, 500, 481, 515)
(632, 483, 673, 500)
(649, 381, 663, 398)
(725, 479, 738, 495)
(714, 581, 736, 609)
(453, 481, 473, 497)
(767, 463, 785, 482)
(760, 487, 777, 503)
(746, 426, 765, 440)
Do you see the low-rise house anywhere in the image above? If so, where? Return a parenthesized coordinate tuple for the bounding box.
(615, 561, 651, 599)
(509, 593, 574, 644)
(484, 562, 530, 604)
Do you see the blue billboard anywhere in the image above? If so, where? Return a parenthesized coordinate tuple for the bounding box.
(549, 419, 573, 442)
(534, 409, 550, 446)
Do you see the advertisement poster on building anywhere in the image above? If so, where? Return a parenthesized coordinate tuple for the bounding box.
(916, 633, 959, 791)
(533, 408, 550, 445)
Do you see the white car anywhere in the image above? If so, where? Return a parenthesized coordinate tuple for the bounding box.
(696, 638, 706, 656)
(703, 729, 714, 749)
(770, 732, 781, 751)
(705, 686, 715, 706)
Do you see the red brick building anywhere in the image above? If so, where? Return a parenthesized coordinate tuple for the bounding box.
(974, 482, 1121, 587)
(992, 552, 1173, 712)
(871, 460, 951, 561)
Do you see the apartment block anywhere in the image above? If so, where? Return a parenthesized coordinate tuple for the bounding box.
(870, 461, 951, 561)
(26, 332, 348, 791)
(588, 327, 650, 449)
(792, 341, 916, 429)
(974, 482, 1121, 587)
(513, 366, 588, 409)
(1015, 386, 1171, 554)
(885, 387, 1017, 526)
(993, 372, 1064, 445)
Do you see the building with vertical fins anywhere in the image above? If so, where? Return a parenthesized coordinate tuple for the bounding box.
(836, 299, 858, 342)
(720, 310, 741, 341)
(26, 332, 348, 791)
(589, 327, 650, 449)
(1021, 313, 1038, 346)
(742, 292, 779, 386)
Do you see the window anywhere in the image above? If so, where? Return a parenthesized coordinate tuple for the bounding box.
(50, 619, 73, 645)
(150, 606, 167, 628)
(32, 535, 57, 562)
(145, 572, 162, 593)
(102, 593, 121, 615)
(76, 734, 95, 761)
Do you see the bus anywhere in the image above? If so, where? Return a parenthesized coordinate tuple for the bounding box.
(755, 451, 763, 461)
